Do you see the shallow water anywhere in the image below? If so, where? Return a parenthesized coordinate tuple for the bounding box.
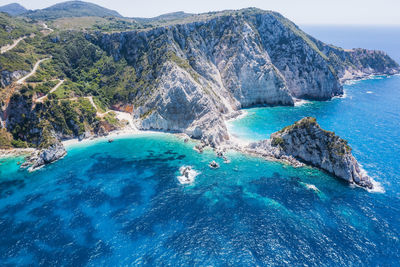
(227, 75, 400, 194)
(2, 24, 400, 265)
(1, 75, 400, 266)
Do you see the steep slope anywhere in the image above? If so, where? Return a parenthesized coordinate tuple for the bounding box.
(1, 8, 399, 150)
(0, 3, 27, 16)
(91, 8, 399, 145)
(25, 1, 122, 20)
(0, 13, 37, 47)
(247, 117, 373, 189)
(133, 11, 194, 24)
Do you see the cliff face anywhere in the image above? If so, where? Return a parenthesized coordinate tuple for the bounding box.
(1, 8, 399, 149)
(264, 117, 373, 189)
(91, 9, 399, 145)
(312, 38, 400, 83)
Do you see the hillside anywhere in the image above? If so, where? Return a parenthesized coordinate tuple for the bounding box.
(0, 3, 27, 16)
(0, 13, 38, 47)
(0, 7, 399, 149)
(133, 11, 194, 25)
(24, 1, 122, 20)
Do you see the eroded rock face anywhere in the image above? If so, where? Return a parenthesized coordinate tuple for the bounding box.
(92, 9, 399, 146)
(1, 70, 28, 87)
(250, 117, 373, 189)
(27, 141, 66, 171)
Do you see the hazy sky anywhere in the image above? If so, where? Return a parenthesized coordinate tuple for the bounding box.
(1, 0, 400, 25)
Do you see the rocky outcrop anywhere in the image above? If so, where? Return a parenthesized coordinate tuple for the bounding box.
(1, 70, 28, 87)
(90, 8, 399, 146)
(177, 166, 199, 184)
(23, 141, 66, 171)
(248, 117, 373, 189)
(313, 39, 400, 83)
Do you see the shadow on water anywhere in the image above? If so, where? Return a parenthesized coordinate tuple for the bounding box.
(0, 123, 399, 265)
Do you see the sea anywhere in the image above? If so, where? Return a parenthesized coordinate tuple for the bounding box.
(1, 26, 400, 266)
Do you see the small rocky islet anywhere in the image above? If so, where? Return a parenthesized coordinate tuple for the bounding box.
(246, 117, 373, 189)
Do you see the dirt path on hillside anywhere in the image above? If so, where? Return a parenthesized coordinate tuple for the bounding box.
(1, 37, 26, 54)
(35, 79, 64, 103)
(84, 96, 137, 130)
(16, 57, 51, 85)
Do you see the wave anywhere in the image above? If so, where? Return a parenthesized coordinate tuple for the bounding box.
(294, 99, 311, 106)
(177, 166, 200, 185)
(359, 165, 385, 193)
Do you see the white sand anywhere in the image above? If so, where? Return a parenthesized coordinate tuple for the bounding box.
(62, 129, 164, 148)
(0, 148, 35, 158)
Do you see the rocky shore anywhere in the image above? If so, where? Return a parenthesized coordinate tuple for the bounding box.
(0, 148, 35, 158)
(21, 141, 66, 171)
(242, 117, 373, 189)
(1, 9, 398, 180)
(0, 115, 376, 191)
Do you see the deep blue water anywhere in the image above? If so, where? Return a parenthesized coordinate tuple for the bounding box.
(301, 25, 400, 63)
(1, 27, 400, 266)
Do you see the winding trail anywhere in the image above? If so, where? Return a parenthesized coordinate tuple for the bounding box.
(16, 57, 51, 85)
(85, 96, 137, 130)
(42, 23, 54, 33)
(35, 79, 64, 103)
(1, 57, 52, 124)
(0, 37, 26, 54)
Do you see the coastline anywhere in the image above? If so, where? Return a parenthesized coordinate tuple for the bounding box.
(0, 148, 35, 159)
(1, 73, 396, 191)
(62, 128, 170, 148)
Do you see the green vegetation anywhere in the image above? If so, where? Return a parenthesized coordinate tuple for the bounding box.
(277, 117, 352, 155)
(50, 16, 142, 32)
(271, 136, 285, 147)
(0, 128, 13, 149)
(104, 112, 119, 125)
(29, 32, 137, 107)
(278, 117, 318, 134)
(50, 81, 80, 99)
(93, 97, 106, 113)
(32, 80, 58, 95)
(0, 3, 27, 16)
(38, 98, 97, 142)
(36, 120, 58, 149)
(11, 139, 28, 148)
(26, 60, 61, 82)
(92, 17, 141, 32)
(0, 35, 46, 73)
(0, 13, 37, 47)
(24, 1, 122, 21)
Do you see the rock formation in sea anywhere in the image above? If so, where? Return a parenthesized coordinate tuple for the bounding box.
(177, 166, 199, 184)
(27, 141, 66, 171)
(247, 117, 373, 189)
(21, 125, 67, 171)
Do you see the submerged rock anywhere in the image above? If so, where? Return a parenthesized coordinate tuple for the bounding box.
(209, 161, 220, 169)
(249, 117, 373, 189)
(194, 143, 205, 153)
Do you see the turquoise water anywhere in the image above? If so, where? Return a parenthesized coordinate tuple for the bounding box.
(227, 75, 400, 193)
(1, 26, 400, 266)
(1, 75, 400, 265)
